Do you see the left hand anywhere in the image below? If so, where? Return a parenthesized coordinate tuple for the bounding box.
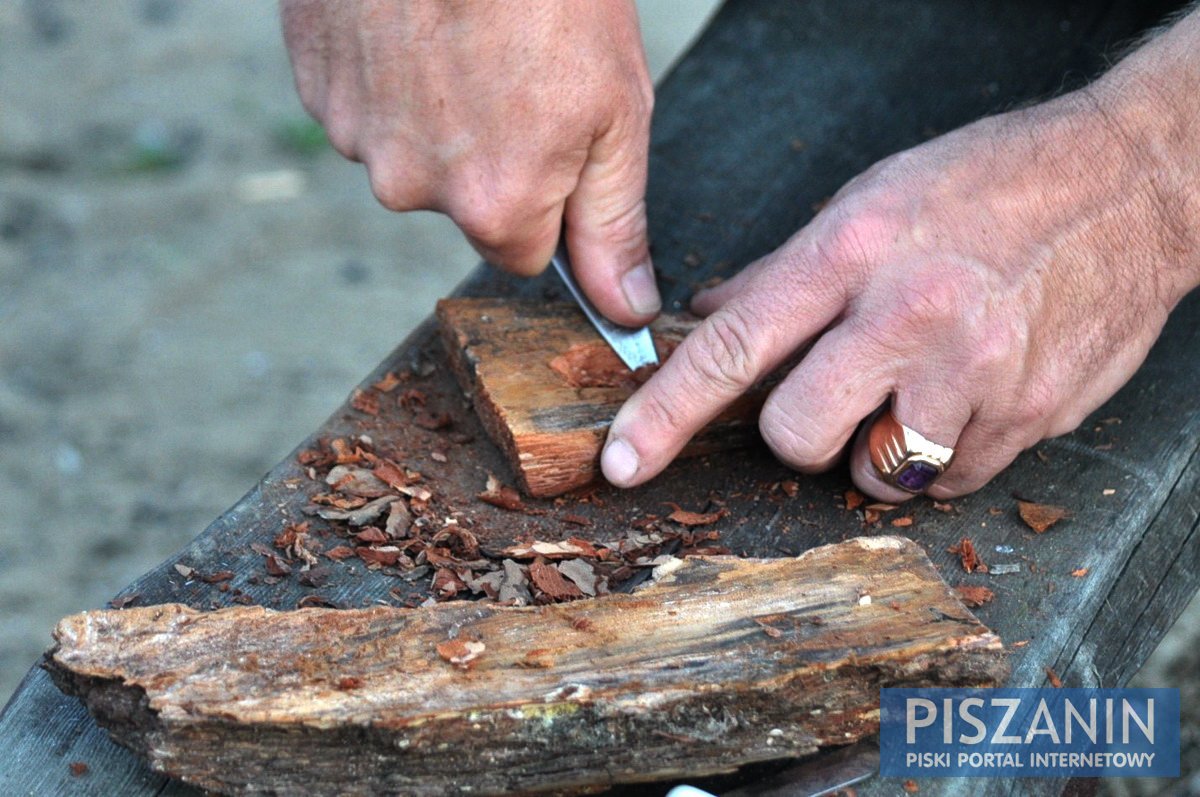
(600, 48, 1200, 501)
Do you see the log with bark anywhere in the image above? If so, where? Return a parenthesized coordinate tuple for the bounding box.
(45, 536, 1008, 796)
(437, 298, 771, 497)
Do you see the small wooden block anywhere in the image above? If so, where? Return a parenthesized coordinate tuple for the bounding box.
(437, 298, 768, 497)
(47, 536, 1007, 796)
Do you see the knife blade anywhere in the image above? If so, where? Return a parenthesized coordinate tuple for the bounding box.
(550, 243, 659, 371)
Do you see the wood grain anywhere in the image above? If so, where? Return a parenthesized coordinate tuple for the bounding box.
(438, 298, 768, 497)
(46, 537, 1006, 796)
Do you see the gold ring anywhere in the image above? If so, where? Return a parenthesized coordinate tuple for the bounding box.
(868, 409, 955, 493)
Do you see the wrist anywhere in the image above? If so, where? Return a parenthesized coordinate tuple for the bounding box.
(1090, 11, 1200, 305)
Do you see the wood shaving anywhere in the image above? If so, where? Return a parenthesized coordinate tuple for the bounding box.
(501, 538, 599, 560)
(315, 495, 395, 526)
(371, 371, 404, 393)
(954, 585, 994, 608)
(529, 558, 583, 601)
(844, 489, 865, 511)
(948, 537, 988, 574)
(1018, 500, 1071, 534)
(557, 558, 601, 596)
(478, 473, 524, 511)
(324, 466, 391, 498)
(664, 503, 729, 526)
(1044, 666, 1063, 688)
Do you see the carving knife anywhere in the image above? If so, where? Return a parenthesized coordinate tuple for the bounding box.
(550, 243, 659, 371)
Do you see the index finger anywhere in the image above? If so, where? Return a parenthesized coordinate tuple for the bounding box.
(600, 243, 850, 487)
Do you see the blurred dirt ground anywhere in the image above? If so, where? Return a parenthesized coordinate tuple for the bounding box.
(0, 0, 1195, 793)
(0, 0, 718, 705)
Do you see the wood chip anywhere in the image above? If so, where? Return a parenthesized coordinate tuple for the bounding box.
(316, 496, 396, 526)
(501, 538, 599, 560)
(478, 473, 524, 511)
(844, 489, 865, 511)
(948, 537, 988, 574)
(1045, 666, 1063, 688)
(891, 516, 914, 528)
(954, 585, 994, 608)
(264, 555, 291, 577)
(1018, 501, 1071, 534)
(529, 558, 583, 601)
(173, 564, 195, 579)
(372, 459, 409, 490)
(665, 503, 729, 526)
(354, 527, 388, 545)
(356, 546, 402, 567)
(298, 567, 331, 588)
(557, 559, 601, 597)
(350, 389, 381, 416)
(903, 780, 919, 793)
(1071, 568, 1089, 578)
(436, 639, 485, 669)
(371, 371, 403, 393)
(324, 546, 356, 561)
(69, 762, 89, 777)
(932, 501, 954, 513)
(325, 466, 391, 498)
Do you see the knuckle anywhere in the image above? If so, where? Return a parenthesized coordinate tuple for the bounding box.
(453, 198, 513, 246)
(686, 306, 761, 394)
(366, 164, 422, 212)
(891, 273, 968, 332)
(323, 117, 358, 161)
(759, 398, 826, 471)
(635, 391, 691, 440)
(597, 197, 649, 248)
(814, 204, 896, 272)
(1011, 375, 1059, 429)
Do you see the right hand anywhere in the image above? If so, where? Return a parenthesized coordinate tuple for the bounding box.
(281, 0, 661, 325)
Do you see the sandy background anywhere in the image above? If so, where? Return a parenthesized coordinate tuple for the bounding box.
(1, 0, 1195, 791)
(0, 0, 719, 707)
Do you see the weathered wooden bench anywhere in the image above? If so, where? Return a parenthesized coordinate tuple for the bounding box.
(3, 1, 1197, 795)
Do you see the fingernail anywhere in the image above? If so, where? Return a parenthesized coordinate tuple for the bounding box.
(601, 436, 640, 486)
(620, 261, 661, 316)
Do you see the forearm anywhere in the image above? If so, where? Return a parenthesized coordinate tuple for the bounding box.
(1092, 5, 1200, 305)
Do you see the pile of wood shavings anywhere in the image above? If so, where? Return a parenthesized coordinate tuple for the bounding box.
(268, 436, 730, 608)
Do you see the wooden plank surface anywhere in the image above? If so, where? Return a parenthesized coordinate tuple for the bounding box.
(45, 539, 1007, 796)
(2, 1, 1197, 795)
(438, 299, 767, 497)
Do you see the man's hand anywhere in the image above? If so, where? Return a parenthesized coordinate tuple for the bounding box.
(602, 12, 1200, 500)
(280, 0, 659, 325)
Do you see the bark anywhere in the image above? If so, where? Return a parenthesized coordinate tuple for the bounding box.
(46, 536, 1008, 796)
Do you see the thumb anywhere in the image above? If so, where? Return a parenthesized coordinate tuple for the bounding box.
(563, 117, 659, 328)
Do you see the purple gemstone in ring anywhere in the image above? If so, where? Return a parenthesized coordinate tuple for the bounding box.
(895, 460, 940, 492)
